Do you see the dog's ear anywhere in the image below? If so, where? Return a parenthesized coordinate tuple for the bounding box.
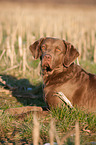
(29, 38, 45, 59)
(63, 40, 79, 67)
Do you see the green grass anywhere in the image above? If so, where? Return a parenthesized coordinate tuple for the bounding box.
(51, 106, 96, 132)
(50, 106, 96, 144)
(80, 60, 96, 74)
(0, 105, 96, 144)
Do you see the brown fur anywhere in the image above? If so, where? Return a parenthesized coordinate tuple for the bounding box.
(29, 37, 96, 112)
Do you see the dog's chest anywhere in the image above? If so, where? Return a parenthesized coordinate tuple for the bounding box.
(55, 83, 77, 100)
(44, 81, 77, 102)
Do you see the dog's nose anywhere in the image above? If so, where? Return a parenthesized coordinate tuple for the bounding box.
(43, 54, 51, 60)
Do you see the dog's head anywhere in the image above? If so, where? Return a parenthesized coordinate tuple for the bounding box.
(29, 37, 79, 74)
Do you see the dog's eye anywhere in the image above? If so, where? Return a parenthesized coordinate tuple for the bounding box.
(55, 47, 61, 52)
(42, 45, 46, 51)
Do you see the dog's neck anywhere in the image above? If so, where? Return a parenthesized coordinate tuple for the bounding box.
(42, 63, 76, 86)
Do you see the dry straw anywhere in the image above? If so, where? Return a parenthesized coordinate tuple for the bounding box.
(18, 35, 23, 57)
(23, 45, 26, 75)
(94, 43, 96, 63)
(0, 24, 2, 44)
(49, 119, 55, 145)
(0, 4, 96, 76)
(75, 121, 80, 145)
(33, 113, 40, 145)
(33, 114, 80, 145)
(0, 49, 6, 61)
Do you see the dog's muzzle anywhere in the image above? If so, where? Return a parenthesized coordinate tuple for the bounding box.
(42, 54, 52, 72)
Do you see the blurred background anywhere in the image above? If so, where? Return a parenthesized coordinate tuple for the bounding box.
(0, 0, 96, 4)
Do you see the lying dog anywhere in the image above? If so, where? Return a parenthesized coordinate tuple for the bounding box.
(29, 37, 96, 112)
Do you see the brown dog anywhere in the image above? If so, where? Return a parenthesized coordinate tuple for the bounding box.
(29, 37, 96, 112)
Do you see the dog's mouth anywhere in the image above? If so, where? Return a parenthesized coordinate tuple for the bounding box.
(42, 63, 52, 73)
(46, 66, 52, 72)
